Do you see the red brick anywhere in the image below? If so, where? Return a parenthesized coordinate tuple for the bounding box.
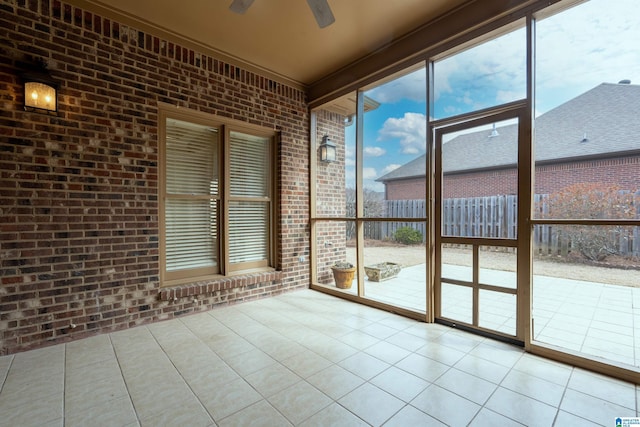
(0, 0, 310, 355)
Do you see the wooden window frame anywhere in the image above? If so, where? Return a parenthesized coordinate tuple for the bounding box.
(159, 104, 278, 287)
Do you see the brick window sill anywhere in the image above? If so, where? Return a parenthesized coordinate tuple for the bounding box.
(159, 271, 283, 301)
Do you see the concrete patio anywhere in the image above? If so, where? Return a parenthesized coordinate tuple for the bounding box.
(331, 263, 640, 369)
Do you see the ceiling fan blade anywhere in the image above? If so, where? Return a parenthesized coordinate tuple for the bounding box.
(229, 0, 255, 14)
(306, 0, 335, 28)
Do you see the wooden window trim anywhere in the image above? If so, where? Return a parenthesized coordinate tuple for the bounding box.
(159, 104, 278, 287)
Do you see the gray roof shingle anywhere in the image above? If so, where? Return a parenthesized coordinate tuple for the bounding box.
(378, 82, 640, 182)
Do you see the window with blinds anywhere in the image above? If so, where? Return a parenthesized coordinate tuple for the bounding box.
(161, 113, 275, 284)
(165, 119, 220, 278)
(228, 131, 272, 270)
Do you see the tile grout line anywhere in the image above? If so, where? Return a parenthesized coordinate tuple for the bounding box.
(357, 325, 475, 426)
(237, 297, 400, 426)
(465, 347, 520, 426)
(551, 366, 575, 426)
(238, 300, 334, 425)
(62, 343, 67, 426)
(144, 322, 216, 425)
(425, 335, 487, 426)
(176, 317, 253, 424)
(482, 349, 546, 426)
(12, 289, 635, 426)
(108, 330, 144, 426)
(181, 304, 300, 425)
(0, 354, 15, 395)
(256, 299, 353, 426)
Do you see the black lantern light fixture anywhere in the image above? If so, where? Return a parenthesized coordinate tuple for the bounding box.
(319, 135, 336, 163)
(23, 67, 58, 114)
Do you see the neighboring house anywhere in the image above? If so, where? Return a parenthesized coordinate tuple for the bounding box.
(378, 82, 640, 199)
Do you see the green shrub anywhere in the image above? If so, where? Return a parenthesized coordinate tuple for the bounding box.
(393, 227, 423, 245)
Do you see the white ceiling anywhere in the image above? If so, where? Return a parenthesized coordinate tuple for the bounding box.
(74, 0, 468, 87)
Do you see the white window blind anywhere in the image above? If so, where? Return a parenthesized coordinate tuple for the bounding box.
(165, 199, 217, 271)
(228, 131, 271, 267)
(165, 119, 219, 273)
(166, 120, 219, 196)
(162, 115, 274, 281)
(228, 202, 268, 263)
(229, 131, 268, 197)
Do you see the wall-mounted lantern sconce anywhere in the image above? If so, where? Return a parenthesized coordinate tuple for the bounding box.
(319, 135, 336, 163)
(23, 70, 58, 114)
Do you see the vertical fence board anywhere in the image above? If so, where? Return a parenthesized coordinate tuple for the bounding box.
(356, 195, 638, 257)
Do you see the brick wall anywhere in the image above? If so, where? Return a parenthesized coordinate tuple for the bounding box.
(314, 110, 348, 285)
(315, 110, 347, 217)
(385, 178, 426, 200)
(443, 168, 518, 199)
(534, 156, 640, 195)
(0, 1, 310, 354)
(385, 155, 640, 199)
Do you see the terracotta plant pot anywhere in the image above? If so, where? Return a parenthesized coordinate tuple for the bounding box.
(331, 262, 356, 289)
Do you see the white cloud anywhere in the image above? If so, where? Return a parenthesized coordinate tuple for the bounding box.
(535, 0, 640, 110)
(443, 105, 458, 114)
(366, 68, 426, 103)
(364, 180, 385, 192)
(458, 91, 474, 106)
(496, 90, 522, 104)
(363, 167, 378, 180)
(433, 59, 455, 101)
(430, 0, 640, 116)
(346, 0, 639, 122)
(345, 145, 355, 167)
(433, 27, 527, 113)
(381, 164, 401, 175)
(344, 0, 639, 193)
(363, 167, 385, 191)
(345, 167, 385, 192)
(377, 112, 426, 155)
(364, 146, 386, 157)
(345, 166, 355, 189)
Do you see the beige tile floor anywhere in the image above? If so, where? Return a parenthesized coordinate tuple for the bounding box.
(332, 263, 640, 369)
(0, 289, 638, 427)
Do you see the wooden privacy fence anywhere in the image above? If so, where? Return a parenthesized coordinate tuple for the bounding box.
(532, 194, 640, 257)
(531, 223, 640, 257)
(361, 195, 640, 256)
(381, 199, 428, 242)
(441, 195, 518, 239)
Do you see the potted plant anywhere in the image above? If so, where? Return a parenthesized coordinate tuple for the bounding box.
(331, 262, 356, 289)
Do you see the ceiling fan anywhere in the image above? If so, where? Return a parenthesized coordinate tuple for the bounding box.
(229, 0, 335, 28)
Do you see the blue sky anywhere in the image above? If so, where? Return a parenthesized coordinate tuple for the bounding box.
(345, 0, 640, 191)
